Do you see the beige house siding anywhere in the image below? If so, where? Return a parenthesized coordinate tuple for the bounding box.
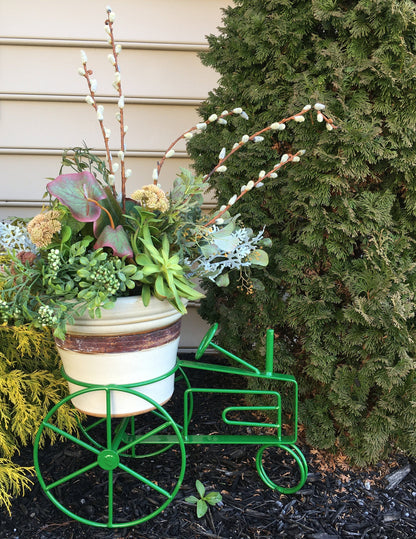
(0, 0, 231, 350)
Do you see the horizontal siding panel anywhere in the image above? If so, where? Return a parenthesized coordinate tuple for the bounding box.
(0, 101, 201, 152)
(0, 39, 209, 52)
(0, 153, 216, 220)
(0, 206, 43, 219)
(1, 0, 229, 44)
(0, 155, 193, 200)
(0, 46, 219, 100)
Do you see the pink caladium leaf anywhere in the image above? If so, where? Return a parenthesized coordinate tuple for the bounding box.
(47, 171, 106, 222)
(94, 224, 133, 257)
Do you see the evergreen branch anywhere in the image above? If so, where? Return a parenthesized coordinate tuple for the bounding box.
(0, 458, 34, 515)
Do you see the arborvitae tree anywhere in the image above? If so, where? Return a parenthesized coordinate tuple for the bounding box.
(189, 0, 416, 464)
(0, 325, 80, 513)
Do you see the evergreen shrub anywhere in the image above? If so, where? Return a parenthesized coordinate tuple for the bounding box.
(189, 0, 416, 464)
(0, 324, 80, 512)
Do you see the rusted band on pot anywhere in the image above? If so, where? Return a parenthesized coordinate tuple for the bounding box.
(55, 319, 181, 354)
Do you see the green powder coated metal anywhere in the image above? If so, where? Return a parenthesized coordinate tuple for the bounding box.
(34, 324, 307, 528)
(256, 443, 309, 495)
(61, 362, 180, 389)
(34, 387, 186, 528)
(97, 449, 120, 471)
(265, 328, 275, 376)
(223, 405, 281, 429)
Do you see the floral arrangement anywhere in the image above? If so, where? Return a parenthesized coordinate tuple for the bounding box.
(0, 7, 336, 339)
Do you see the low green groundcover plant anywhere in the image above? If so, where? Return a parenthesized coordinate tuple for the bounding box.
(185, 480, 223, 518)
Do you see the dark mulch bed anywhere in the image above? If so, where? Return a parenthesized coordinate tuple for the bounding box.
(1, 356, 415, 538)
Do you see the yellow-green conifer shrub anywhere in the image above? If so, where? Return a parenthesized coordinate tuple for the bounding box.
(0, 324, 80, 513)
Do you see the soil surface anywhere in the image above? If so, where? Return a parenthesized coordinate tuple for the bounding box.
(1, 356, 415, 538)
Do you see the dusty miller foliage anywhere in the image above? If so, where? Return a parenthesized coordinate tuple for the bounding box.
(188, 0, 416, 465)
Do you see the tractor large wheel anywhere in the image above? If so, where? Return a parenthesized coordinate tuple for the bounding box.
(34, 387, 186, 528)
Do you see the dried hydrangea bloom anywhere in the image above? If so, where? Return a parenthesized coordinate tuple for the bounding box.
(129, 184, 169, 212)
(27, 210, 62, 248)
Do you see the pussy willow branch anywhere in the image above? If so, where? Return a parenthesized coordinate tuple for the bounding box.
(105, 9, 127, 211)
(203, 107, 338, 227)
(205, 107, 336, 183)
(203, 152, 298, 227)
(155, 110, 241, 184)
(80, 62, 116, 196)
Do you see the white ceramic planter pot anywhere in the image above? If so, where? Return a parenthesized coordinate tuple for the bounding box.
(54, 296, 184, 417)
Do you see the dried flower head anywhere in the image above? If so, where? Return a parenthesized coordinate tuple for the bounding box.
(27, 210, 62, 248)
(16, 251, 37, 265)
(129, 185, 169, 213)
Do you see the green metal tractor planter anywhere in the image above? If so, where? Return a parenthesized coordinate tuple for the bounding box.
(34, 324, 308, 528)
